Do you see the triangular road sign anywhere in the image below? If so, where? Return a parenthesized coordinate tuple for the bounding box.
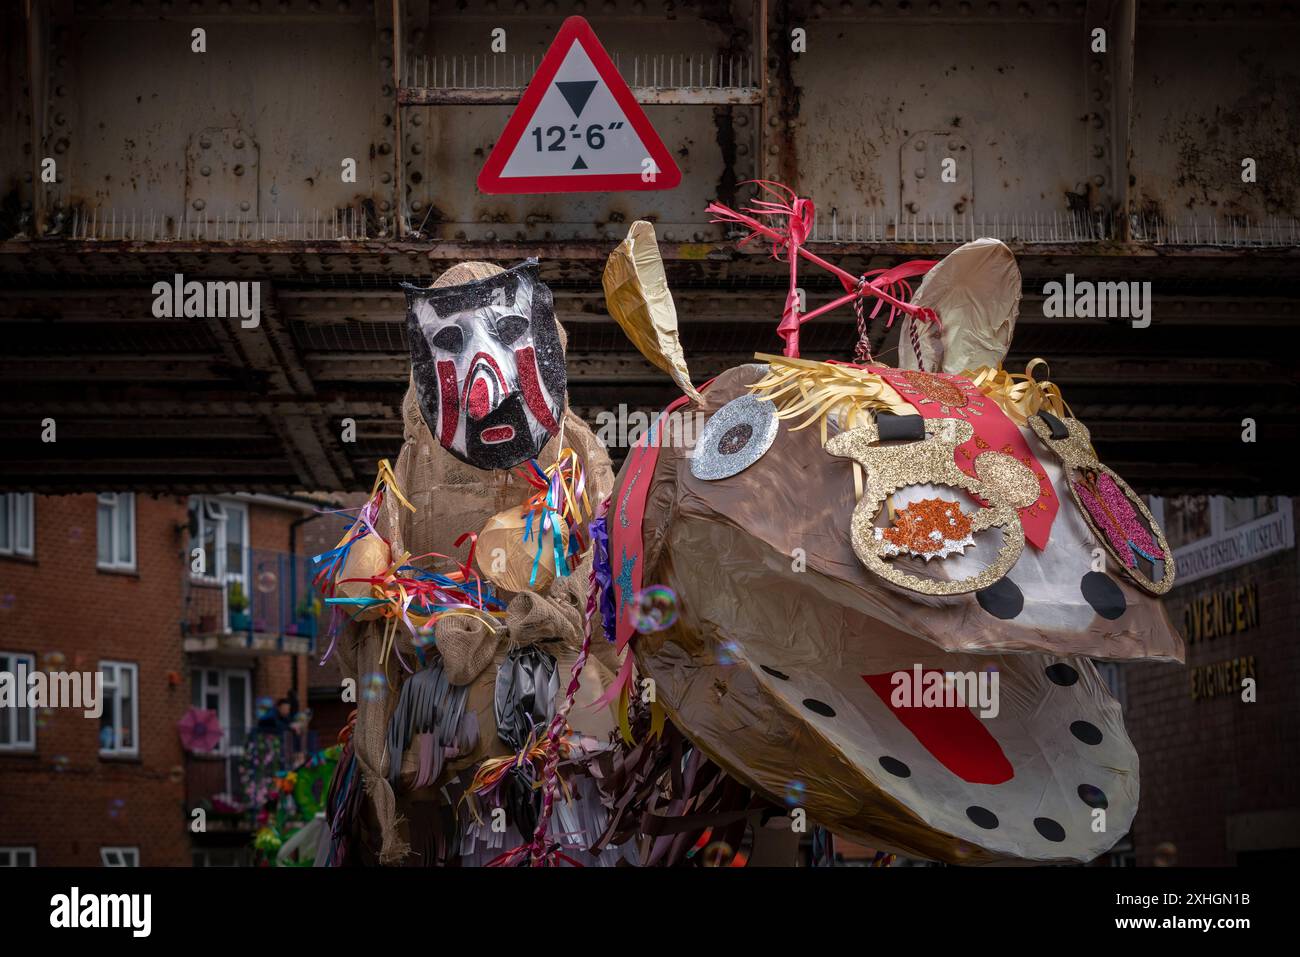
(477, 16, 681, 194)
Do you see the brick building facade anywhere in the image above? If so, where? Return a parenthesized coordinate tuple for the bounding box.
(0, 492, 331, 867)
(1122, 496, 1299, 866)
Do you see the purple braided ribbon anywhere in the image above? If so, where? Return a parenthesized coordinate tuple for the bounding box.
(589, 515, 617, 643)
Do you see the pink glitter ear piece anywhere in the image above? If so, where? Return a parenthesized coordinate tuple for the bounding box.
(1028, 412, 1176, 595)
(1074, 472, 1164, 568)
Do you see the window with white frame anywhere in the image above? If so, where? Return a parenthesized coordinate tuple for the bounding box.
(0, 847, 36, 867)
(187, 497, 249, 584)
(98, 661, 139, 756)
(96, 493, 136, 571)
(0, 494, 34, 558)
(100, 847, 139, 867)
(0, 651, 36, 752)
(191, 667, 253, 752)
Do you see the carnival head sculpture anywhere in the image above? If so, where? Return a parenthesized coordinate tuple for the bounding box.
(596, 191, 1184, 866)
(404, 259, 567, 471)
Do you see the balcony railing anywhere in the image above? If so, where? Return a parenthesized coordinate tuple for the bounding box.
(184, 725, 322, 829)
(181, 547, 323, 655)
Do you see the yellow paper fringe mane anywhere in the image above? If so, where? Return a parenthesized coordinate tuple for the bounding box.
(747, 353, 912, 441)
(748, 354, 1072, 432)
(963, 358, 1073, 425)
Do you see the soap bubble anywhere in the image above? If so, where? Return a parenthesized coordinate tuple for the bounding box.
(43, 651, 67, 669)
(717, 640, 742, 666)
(108, 798, 126, 819)
(256, 570, 278, 594)
(362, 673, 386, 702)
(700, 841, 735, 867)
(0, 594, 14, 612)
(633, 586, 679, 634)
(782, 780, 807, 807)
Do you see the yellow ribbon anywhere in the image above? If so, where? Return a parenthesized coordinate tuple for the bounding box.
(963, 358, 1073, 425)
(373, 458, 416, 514)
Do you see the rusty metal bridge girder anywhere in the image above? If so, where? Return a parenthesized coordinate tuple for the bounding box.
(2, 1, 1299, 494)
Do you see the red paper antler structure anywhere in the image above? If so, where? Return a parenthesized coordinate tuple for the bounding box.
(707, 181, 941, 361)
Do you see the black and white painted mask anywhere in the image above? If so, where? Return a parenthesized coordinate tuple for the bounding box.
(403, 260, 567, 471)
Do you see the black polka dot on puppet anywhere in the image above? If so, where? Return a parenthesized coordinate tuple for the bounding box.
(760, 665, 790, 680)
(802, 698, 836, 718)
(1080, 571, 1127, 620)
(976, 577, 1024, 619)
(879, 756, 911, 778)
(1070, 720, 1103, 745)
(966, 806, 999, 829)
(1077, 784, 1108, 809)
(1045, 663, 1079, 686)
(1034, 817, 1067, 842)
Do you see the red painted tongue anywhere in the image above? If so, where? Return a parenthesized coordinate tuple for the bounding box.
(467, 376, 491, 420)
(863, 671, 1014, 785)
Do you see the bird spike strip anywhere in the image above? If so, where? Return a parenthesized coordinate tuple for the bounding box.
(706, 181, 941, 358)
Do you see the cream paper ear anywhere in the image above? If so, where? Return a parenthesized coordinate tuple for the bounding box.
(602, 220, 704, 404)
(899, 238, 1021, 373)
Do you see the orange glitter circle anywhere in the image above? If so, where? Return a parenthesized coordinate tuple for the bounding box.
(881, 497, 973, 557)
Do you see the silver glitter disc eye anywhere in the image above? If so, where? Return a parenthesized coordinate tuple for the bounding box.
(690, 394, 780, 481)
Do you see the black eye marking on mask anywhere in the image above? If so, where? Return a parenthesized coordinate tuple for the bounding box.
(496, 313, 530, 346)
(431, 325, 465, 354)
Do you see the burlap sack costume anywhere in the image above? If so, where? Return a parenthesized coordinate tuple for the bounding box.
(333, 262, 622, 864)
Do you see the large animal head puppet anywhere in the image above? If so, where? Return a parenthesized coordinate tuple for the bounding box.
(599, 204, 1183, 866)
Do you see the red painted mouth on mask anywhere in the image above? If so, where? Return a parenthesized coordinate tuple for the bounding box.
(480, 425, 516, 444)
(863, 671, 1014, 785)
(462, 352, 508, 422)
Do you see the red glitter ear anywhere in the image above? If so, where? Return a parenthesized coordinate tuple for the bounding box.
(515, 345, 560, 434)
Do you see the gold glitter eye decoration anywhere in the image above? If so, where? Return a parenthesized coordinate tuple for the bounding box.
(691, 394, 781, 481)
(824, 416, 1026, 596)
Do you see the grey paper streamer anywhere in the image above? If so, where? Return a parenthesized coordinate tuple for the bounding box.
(493, 647, 559, 750)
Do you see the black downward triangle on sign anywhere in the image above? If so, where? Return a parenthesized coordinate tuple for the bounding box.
(556, 80, 598, 117)
(572, 156, 588, 170)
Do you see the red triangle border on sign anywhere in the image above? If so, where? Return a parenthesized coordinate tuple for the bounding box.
(476, 16, 682, 194)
